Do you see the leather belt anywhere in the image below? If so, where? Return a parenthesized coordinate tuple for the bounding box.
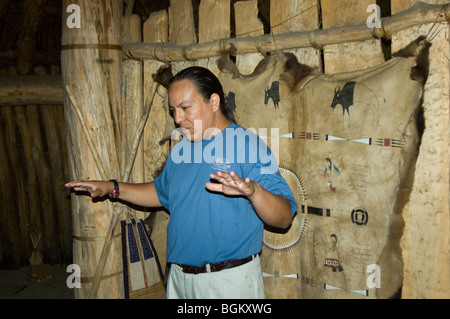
(174, 254, 259, 275)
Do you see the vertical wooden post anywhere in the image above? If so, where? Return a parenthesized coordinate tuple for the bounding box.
(122, 14, 144, 193)
(270, 0, 321, 67)
(168, 0, 197, 72)
(61, 0, 124, 299)
(198, 0, 230, 73)
(143, 10, 169, 184)
(391, 0, 450, 299)
(169, 0, 197, 46)
(141, 8, 170, 285)
(198, 0, 230, 44)
(234, 0, 265, 74)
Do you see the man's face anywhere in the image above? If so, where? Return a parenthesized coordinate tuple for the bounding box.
(168, 79, 218, 142)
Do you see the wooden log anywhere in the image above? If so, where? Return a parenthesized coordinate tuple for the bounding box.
(391, 0, 450, 300)
(0, 75, 63, 106)
(61, 0, 123, 299)
(143, 10, 169, 181)
(122, 2, 450, 62)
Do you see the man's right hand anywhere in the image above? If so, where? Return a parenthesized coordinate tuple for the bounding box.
(65, 180, 163, 208)
(65, 180, 114, 198)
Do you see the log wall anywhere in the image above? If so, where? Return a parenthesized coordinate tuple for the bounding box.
(0, 0, 72, 270)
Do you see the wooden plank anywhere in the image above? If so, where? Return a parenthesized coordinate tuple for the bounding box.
(321, 0, 384, 74)
(143, 10, 169, 182)
(168, 0, 196, 46)
(270, 0, 321, 66)
(122, 14, 144, 186)
(142, 10, 170, 286)
(391, 0, 450, 299)
(198, 0, 230, 43)
(197, 0, 230, 72)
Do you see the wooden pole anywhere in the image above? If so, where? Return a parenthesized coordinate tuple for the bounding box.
(61, 0, 123, 299)
(123, 2, 450, 62)
(141, 10, 171, 281)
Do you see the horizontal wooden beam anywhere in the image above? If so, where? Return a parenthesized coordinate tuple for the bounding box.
(0, 75, 63, 106)
(122, 2, 450, 62)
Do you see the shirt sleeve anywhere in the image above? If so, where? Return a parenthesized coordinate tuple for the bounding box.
(245, 138, 298, 216)
(153, 159, 172, 210)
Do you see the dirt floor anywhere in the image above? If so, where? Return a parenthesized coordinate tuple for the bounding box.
(0, 264, 74, 299)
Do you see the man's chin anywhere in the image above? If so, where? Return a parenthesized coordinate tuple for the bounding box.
(183, 129, 201, 142)
(172, 127, 202, 142)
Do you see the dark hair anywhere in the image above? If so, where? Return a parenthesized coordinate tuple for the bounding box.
(168, 66, 236, 123)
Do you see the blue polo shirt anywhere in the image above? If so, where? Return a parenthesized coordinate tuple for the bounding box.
(153, 122, 297, 267)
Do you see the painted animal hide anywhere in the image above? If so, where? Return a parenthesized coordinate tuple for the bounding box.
(218, 36, 430, 299)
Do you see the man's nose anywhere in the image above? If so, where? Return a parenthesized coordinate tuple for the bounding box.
(173, 109, 183, 124)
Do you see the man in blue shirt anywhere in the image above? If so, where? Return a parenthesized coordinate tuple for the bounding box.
(66, 66, 297, 298)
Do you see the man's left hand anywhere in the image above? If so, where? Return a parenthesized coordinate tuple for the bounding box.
(205, 171, 256, 198)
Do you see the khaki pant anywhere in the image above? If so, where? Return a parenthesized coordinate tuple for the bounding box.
(166, 255, 265, 299)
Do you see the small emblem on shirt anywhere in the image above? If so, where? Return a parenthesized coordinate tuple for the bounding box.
(211, 158, 231, 172)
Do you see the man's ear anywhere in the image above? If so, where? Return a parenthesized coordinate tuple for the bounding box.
(209, 93, 220, 112)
